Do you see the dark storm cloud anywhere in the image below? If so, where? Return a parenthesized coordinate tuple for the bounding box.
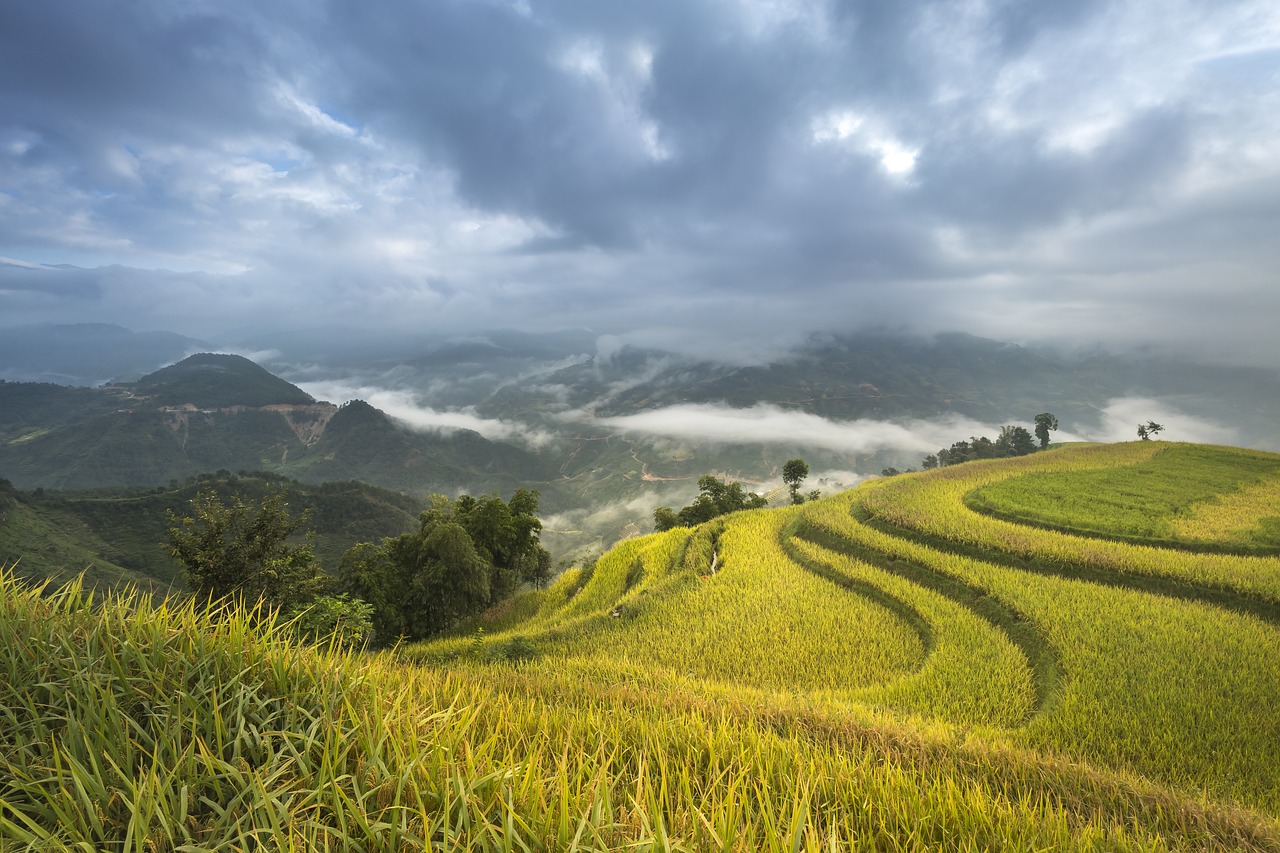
(1, 0, 1278, 365)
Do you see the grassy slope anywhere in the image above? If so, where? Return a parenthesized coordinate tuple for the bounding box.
(4, 570, 1277, 851)
(5, 442, 1280, 849)
(0, 476, 426, 590)
(416, 441, 1280, 831)
(965, 443, 1280, 552)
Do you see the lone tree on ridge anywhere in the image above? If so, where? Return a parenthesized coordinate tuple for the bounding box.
(782, 458, 811, 505)
(1137, 421, 1165, 440)
(1034, 413, 1059, 449)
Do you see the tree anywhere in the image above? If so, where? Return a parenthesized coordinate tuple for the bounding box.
(1034, 413, 1059, 449)
(655, 475, 769, 531)
(1138, 421, 1164, 440)
(453, 489, 551, 601)
(167, 488, 325, 610)
(340, 490, 551, 645)
(287, 594, 374, 650)
(782, 458, 810, 505)
(996, 425, 1037, 457)
(653, 506, 680, 532)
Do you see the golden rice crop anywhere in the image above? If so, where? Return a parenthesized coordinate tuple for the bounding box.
(1171, 478, 1280, 547)
(4, 567, 1277, 851)
(804, 488, 1280, 813)
(856, 445, 1280, 602)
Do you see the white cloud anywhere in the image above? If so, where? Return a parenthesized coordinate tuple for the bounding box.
(293, 380, 556, 447)
(583, 402, 1000, 456)
(811, 109, 919, 177)
(1084, 396, 1240, 445)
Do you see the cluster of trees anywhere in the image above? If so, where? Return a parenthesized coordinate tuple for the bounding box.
(1137, 421, 1165, 440)
(918, 413, 1058, 471)
(167, 486, 550, 648)
(653, 459, 817, 531)
(339, 490, 550, 645)
(653, 476, 768, 531)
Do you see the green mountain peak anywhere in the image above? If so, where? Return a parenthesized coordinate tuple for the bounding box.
(134, 353, 315, 408)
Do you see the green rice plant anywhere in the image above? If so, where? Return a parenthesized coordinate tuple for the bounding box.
(856, 444, 1280, 605)
(966, 444, 1280, 552)
(803, 490, 1280, 813)
(2, 562, 1279, 850)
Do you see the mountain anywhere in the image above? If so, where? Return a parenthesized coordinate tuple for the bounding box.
(472, 331, 1280, 435)
(0, 474, 426, 591)
(0, 354, 559, 497)
(0, 323, 207, 385)
(132, 353, 316, 408)
(6, 330, 1280, 568)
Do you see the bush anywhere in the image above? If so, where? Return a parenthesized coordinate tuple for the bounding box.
(287, 593, 374, 650)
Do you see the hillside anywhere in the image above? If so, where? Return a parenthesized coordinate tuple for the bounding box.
(0, 356, 559, 497)
(0, 474, 426, 590)
(410, 441, 1280, 841)
(4, 441, 1279, 849)
(132, 352, 316, 408)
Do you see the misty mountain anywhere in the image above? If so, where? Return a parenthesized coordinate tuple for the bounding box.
(7, 328, 1280, 566)
(0, 354, 558, 496)
(133, 353, 316, 408)
(585, 333, 1280, 439)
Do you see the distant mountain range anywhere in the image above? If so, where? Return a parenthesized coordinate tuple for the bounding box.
(4, 324, 1280, 573)
(0, 323, 207, 385)
(0, 353, 558, 497)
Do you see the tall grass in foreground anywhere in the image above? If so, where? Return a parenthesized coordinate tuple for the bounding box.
(5, 567, 1279, 850)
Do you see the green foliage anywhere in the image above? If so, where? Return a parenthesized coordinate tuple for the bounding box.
(1137, 420, 1165, 440)
(287, 593, 374, 649)
(929, 419, 1047, 468)
(999, 424, 1038, 456)
(1034, 412, 1059, 449)
(486, 634, 541, 663)
(653, 474, 768, 531)
(782, 457, 810, 504)
(167, 488, 325, 610)
(652, 505, 680, 532)
(340, 490, 551, 645)
(0, 475, 423, 593)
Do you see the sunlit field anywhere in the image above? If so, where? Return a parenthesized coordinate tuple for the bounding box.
(4, 441, 1280, 850)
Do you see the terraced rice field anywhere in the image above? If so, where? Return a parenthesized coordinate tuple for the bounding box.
(5, 440, 1280, 850)
(415, 441, 1280, 837)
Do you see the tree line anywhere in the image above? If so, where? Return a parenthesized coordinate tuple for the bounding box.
(167, 486, 550, 648)
(900, 412, 1058, 474)
(652, 458, 818, 532)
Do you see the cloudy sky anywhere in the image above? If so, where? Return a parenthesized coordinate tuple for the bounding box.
(2, 0, 1279, 365)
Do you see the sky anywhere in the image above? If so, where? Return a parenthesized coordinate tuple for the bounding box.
(3, 0, 1280, 367)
